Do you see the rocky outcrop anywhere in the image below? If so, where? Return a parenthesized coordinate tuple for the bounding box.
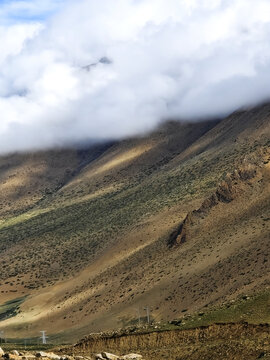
(68, 322, 270, 359)
(94, 353, 142, 360)
(168, 164, 257, 247)
(167, 213, 193, 247)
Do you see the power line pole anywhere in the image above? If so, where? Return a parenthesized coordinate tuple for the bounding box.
(136, 308, 141, 326)
(0, 331, 6, 343)
(40, 331, 48, 344)
(144, 307, 150, 324)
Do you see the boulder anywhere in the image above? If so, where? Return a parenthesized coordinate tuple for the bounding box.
(60, 356, 74, 360)
(101, 353, 118, 360)
(0, 348, 4, 357)
(122, 355, 142, 360)
(10, 352, 19, 357)
(47, 354, 60, 360)
(36, 353, 48, 358)
(36, 353, 60, 360)
(94, 355, 105, 360)
(3, 354, 21, 360)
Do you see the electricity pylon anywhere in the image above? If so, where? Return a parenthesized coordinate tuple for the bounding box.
(40, 331, 48, 344)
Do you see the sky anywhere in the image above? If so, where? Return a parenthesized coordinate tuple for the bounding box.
(1, 0, 270, 153)
(0, 0, 64, 23)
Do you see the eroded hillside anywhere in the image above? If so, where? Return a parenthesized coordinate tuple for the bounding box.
(0, 104, 269, 342)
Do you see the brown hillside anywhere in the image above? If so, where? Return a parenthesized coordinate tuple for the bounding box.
(0, 103, 269, 342)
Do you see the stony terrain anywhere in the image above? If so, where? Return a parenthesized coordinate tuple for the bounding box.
(0, 347, 142, 360)
(0, 103, 269, 343)
(70, 322, 270, 360)
(1, 320, 270, 359)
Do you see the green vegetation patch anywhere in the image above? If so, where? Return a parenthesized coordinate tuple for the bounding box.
(0, 296, 27, 321)
(0, 343, 54, 352)
(154, 290, 270, 333)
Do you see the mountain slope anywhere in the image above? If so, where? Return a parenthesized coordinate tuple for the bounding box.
(0, 104, 269, 342)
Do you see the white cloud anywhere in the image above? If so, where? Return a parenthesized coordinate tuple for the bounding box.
(1, 0, 270, 153)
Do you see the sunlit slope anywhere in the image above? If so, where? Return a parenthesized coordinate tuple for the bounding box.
(0, 104, 269, 341)
(0, 120, 215, 292)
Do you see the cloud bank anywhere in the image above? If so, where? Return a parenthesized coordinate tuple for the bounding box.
(1, 0, 270, 153)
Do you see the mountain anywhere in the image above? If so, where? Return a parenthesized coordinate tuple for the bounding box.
(0, 103, 269, 343)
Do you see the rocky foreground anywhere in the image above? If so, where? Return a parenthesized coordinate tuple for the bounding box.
(0, 348, 142, 360)
(1, 322, 270, 360)
(69, 322, 270, 359)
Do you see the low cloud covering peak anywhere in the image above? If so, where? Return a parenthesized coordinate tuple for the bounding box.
(1, 0, 270, 153)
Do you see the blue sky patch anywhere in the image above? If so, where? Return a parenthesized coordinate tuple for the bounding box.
(0, 0, 66, 24)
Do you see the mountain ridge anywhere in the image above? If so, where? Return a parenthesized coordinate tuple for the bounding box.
(0, 104, 269, 342)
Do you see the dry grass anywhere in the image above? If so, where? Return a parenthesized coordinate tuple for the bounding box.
(0, 104, 269, 343)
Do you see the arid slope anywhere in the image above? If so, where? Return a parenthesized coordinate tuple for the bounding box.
(0, 104, 269, 342)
